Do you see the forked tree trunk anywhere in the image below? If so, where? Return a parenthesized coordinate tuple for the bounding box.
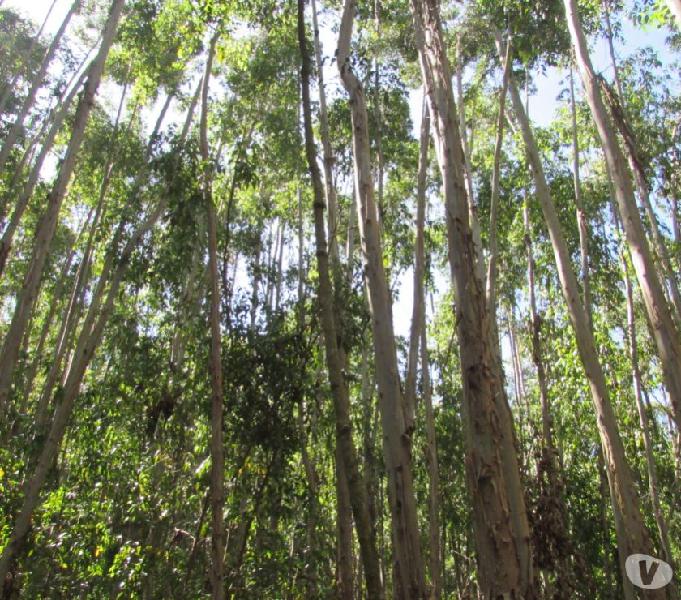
(506, 60, 663, 599)
(410, 4, 532, 597)
(297, 3, 384, 597)
(336, 2, 426, 597)
(0, 0, 126, 418)
(563, 0, 681, 437)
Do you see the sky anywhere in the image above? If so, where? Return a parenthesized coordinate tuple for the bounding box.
(3, 0, 677, 364)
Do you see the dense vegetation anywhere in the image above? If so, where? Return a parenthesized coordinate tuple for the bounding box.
(0, 0, 680, 597)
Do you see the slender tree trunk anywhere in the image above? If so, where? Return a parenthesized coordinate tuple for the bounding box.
(569, 68, 593, 326)
(309, 0, 338, 262)
(250, 230, 261, 328)
(297, 4, 384, 597)
(0, 0, 81, 174)
(485, 40, 511, 319)
(599, 80, 681, 328)
(199, 32, 226, 600)
(33, 93, 172, 436)
(507, 58, 662, 598)
(404, 98, 429, 435)
(454, 36, 484, 281)
(563, 0, 681, 437)
(0, 185, 178, 585)
(335, 446, 354, 600)
(411, 110, 443, 597)
(0, 65, 89, 279)
(0, 0, 126, 418)
(19, 214, 90, 414)
(336, 3, 426, 597)
(411, 7, 532, 597)
(622, 252, 678, 599)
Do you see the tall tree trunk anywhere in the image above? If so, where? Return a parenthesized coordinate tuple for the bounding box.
(524, 188, 575, 595)
(599, 79, 681, 327)
(335, 446, 354, 600)
(0, 79, 197, 584)
(199, 32, 226, 600)
(622, 251, 678, 598)
(0, 64, 89, 278)
(507, 59, 663, 598)
(454, 36, 484, 281)
(0, 0, 81, 174)
(0, 0, 126, 418)
(569, 67, 593, 325)
(336, 3, 426, 597)
(563, 0, 681, 437)
(410, 6, 532, 597)
(485, 40, 511, 319)
(297, 4, 384, 597)
(404, 98, 429, 435)
(309, 0, 338, 262)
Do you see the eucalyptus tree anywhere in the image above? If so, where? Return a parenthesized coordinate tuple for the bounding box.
(0, 0, 126, 418)
(563, 0, 681, 438)
(409, 1, 533, 596)
(337, 0, 426, 596)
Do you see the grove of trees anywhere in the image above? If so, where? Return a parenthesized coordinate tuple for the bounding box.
(0, 0, 679, 597)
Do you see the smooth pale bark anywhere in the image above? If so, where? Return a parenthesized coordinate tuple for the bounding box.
(0, 0, 125, 418)
(373, 0, 385, 229)
(421, 323, 441, 600)
(0, 65, 89, 278)
(599, 79, 681, 328)
(309, 0, 338, 262)
(305, 5, 355, 591)
(485, 39, 511, 318)
(563, 0, 681, 437)
(250, 231, 261, 328)
(404, 98, 429, 435)
(454, 36, 485, 281)
(335, 445, 354, 600)
(199, 33, 226, 600)
(411, 109, 442, 597)
(18, 237, 78, 411)
(569, 68, 593, 325)
(337, 2, 426, 597)
(0, 0, 80, 174)
(410, 5, 531, 597)
(5, 37, 98, 194)
(297, 4, 383, 597)
(622, 252, 678, 598)
(523, 194, 553, 449)
(507, 63, 662, 599)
